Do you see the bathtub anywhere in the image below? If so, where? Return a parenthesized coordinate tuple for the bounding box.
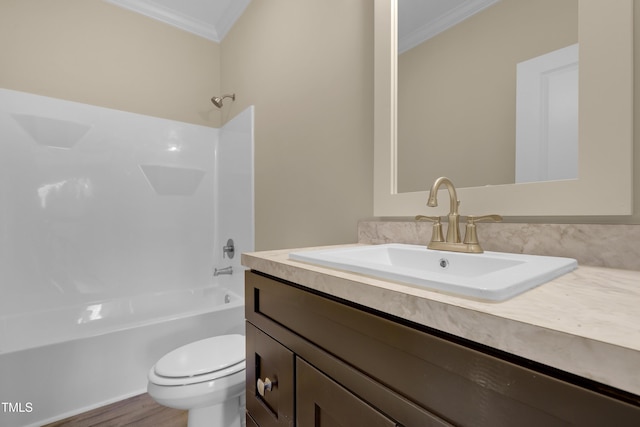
(0, 285, 244, 427)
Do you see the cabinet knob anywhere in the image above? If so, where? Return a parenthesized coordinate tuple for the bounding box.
(257, 377, 276, 397)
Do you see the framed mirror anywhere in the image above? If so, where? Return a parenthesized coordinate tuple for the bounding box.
(374, 0, 633, 217)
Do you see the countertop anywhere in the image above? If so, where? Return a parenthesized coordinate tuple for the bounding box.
(242, 244, 640, 396)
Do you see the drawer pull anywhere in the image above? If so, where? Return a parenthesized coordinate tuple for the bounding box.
(257, 377, 276, 397)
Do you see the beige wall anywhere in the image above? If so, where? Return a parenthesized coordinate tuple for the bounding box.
(398, 0, 578, 192)
(221, 0, 374, 250)
(0, 0, 221, 127)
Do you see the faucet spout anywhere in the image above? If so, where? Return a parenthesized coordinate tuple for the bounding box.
(427, 177, 460, 243)
(214, 266, 233, 277)
(427, 177, 458, 213)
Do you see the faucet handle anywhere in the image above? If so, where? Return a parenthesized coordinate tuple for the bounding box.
(466, 214, 503, 225)
(463, 214, 503, 247)
(222, 238, 235, 259)
(415, 215, 444, 243)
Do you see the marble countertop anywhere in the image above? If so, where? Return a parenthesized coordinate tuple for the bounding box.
(242, 244, 640, 396)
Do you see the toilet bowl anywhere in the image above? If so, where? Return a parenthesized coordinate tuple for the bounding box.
(148, 334, 246, 427)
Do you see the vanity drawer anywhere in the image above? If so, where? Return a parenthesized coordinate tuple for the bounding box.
(246, 322, 294, 427)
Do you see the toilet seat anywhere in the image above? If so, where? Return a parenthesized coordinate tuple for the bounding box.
(149, 334, 245, 387)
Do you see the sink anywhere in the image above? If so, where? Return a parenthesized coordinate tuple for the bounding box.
(289, 244, 577, 301)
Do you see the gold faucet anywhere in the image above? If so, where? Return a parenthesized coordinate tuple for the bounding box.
(427, 176, 461, 243)
(415, 177, 502, 253)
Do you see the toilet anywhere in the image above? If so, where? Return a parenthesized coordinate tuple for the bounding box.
(147, 334, 246, 427)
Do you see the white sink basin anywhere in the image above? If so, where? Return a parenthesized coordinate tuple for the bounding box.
(289, 244, 577, 301)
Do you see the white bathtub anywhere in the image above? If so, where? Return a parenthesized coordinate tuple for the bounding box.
(0, 285, 244, 427)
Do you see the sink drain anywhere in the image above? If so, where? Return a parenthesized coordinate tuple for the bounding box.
(439, 258, 450, 269)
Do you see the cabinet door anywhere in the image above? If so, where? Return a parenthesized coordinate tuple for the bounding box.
(297, 358, 398, 427)
(246, 322, 295, 427)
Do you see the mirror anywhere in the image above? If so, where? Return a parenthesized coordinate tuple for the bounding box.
(397, 0, 578, 192)
(374, 0, 633, 217)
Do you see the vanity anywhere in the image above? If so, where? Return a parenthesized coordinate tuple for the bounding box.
(242, 245, 640, 426)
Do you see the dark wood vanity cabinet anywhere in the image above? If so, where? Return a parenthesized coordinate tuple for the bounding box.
(245, 271, 640, 427)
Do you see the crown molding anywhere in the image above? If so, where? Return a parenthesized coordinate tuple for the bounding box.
(104, 0, 250, 43)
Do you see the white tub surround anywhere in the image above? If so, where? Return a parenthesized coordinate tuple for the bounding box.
(0, 89, 253, 311)
(242, 245, 640, 397)
(0, 90, 255, 427)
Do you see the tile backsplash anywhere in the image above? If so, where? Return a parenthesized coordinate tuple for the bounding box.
(358, 221, 640, 271)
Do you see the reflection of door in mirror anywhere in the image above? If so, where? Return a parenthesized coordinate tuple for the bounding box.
(397, 0, 578, 193)
(515, 43, 578, 184)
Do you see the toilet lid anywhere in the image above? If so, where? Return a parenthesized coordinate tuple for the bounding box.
(154, 334, 245, 378)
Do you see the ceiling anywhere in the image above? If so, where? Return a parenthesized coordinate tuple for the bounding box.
(104, 0, 497, 49)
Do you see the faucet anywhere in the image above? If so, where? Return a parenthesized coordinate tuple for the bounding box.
(214, 266, 233, 276)
(416, 177, 502, 253)
(427, 176, 461, 244)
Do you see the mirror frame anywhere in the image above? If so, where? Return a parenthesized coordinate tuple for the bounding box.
(374, 0, 633, 217)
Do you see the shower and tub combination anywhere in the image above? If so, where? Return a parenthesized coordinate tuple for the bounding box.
(0, 89, 254, 427)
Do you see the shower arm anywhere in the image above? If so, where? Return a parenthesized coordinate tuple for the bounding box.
(211, 93, 236, 108)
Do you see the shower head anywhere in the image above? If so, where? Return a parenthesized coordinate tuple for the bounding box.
(211, 93, 236, 108)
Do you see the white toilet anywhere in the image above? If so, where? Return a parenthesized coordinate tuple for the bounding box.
(147, 334, 246, 427)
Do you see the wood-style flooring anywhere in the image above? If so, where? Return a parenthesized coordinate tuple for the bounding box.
(42, 393, 187, 427)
